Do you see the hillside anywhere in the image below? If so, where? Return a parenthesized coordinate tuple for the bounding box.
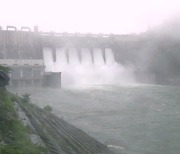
(0, 88, 112, 154)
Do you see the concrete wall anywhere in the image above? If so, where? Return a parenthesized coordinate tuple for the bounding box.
(9, 66, 44, 87)
(0, 59, 43, 66)
(0, 29, 42, 59)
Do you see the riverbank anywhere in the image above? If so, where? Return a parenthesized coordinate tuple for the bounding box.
(0, 88, 111, 154)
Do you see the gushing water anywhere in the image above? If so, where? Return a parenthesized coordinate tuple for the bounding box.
(43, 47, 135, 87)
(81, 48, 92, 65)
(105, 48, 115, 66)
(68, 48, 80, 65)
(43, 48, 55, 72)
(55, 48, 68, 72)
(93, 48, 105, 66)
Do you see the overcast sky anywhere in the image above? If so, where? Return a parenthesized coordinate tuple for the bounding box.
(1, 0, 180, 34)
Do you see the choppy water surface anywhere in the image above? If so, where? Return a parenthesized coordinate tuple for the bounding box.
(9, 84, 180, 154)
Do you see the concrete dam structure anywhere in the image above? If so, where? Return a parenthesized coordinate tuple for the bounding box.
(0, 26, 138, 87)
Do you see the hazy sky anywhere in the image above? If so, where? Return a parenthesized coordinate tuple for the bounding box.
(1, 0, 180, 34)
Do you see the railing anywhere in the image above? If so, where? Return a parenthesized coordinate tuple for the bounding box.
(0, 59, 44, 66)
(0, 25, 139, 41)
(41, 32, 111, 38)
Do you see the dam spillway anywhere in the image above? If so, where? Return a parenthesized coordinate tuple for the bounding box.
(43, 47, 121, 87)
(43, 47, 116, 70)
(0, 26, 137, 87)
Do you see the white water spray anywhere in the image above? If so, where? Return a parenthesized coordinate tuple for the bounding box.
(43, 47, 136, 87)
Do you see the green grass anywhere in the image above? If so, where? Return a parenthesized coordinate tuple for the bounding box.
(0, 88, 47, 154)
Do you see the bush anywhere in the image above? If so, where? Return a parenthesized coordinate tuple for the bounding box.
(21, 93, 31, 103)
(0, 65, 11, 73)
(43, 105, 52, 112)
(0, 90, 47, 153)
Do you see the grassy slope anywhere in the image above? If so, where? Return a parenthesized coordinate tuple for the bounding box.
(0, 88, 112, 154)
(0, 88, 47, 154)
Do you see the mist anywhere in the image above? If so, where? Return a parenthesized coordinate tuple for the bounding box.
(2, 1, 180, 154)
(43, 47, 136, 88)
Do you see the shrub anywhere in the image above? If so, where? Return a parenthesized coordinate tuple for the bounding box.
(43, 105, 52, 112)
(0, 65, 11, 73)
(21, 93, 31, 103)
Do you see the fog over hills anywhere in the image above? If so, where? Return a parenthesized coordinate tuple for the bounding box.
(111, 17, 180, 86)
(146, 15, 180, 39)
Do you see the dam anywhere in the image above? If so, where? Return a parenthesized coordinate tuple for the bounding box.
(0, 26, 138, 87)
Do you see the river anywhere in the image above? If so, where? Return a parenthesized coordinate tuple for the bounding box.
(8, 84, 180, 154)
